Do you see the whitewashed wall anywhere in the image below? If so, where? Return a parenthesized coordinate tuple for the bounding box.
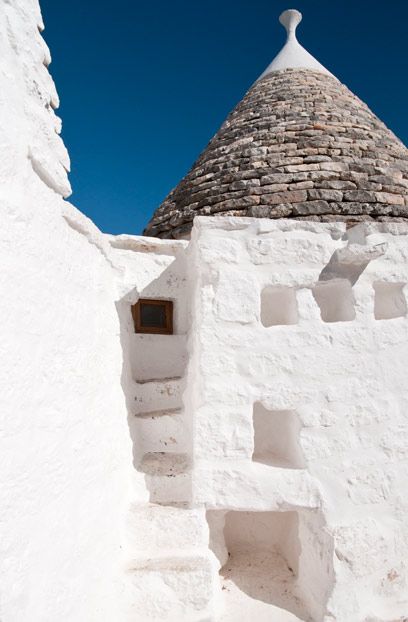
(188, 216, 408, 621)
(0, 2, 138, 620)
(2, 2, 408, 621)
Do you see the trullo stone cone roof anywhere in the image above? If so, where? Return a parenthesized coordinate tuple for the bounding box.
(144, 9, 408, 239)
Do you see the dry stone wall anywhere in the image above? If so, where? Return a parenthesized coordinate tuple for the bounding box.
(145, 70, 408, 238)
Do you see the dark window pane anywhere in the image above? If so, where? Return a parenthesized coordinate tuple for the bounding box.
(140, 303, 167, 328)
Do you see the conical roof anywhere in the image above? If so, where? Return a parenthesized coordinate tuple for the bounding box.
(144, 9, 408, 238)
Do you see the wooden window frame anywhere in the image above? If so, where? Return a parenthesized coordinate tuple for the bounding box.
(131, 299, 173, 335)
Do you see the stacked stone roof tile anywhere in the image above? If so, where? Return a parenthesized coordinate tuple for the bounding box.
(144, 14, 408, 238)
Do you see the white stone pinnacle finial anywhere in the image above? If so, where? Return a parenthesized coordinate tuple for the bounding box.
(279, 9, 302, 38)
(256, 7, 333, 80)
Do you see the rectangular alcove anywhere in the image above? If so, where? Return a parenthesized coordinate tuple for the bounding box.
(373, 281, 407, 320)
(252, 403, 305, 469)
(207, 508, 334, 622)
(312, 279, 355, 323)
(217, 510, 305, 621)
(261, 286, 298, 327)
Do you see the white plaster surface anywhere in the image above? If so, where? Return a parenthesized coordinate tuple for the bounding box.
(258, 9, 333, 80)
(0, 3, 137, 620)
(220, 578, 303, 622)
(0, 0, 71, 197)
(131, 334, 188, 381)
(2, 2, 408, 621)
(186, 216, 408, 621)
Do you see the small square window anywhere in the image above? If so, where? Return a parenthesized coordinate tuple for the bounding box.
(132, 299, 173, 334)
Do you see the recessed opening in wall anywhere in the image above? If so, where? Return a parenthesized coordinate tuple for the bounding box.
(216, 510, 307, 621)
(373, 281, 407, 320)
(207, 509, 333, 622)
(131, 299, 173, 334)
(261, 286, 298, 327)
(312, 279, 355, 323)
(252, 403, 305, 469)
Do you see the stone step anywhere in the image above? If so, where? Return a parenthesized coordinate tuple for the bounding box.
(138, 452, 191, 477)
(128, 552, 219, 622)
(139, 452, 192, 503)
(138, 452, 192, 504)
(133, 407, 181, 418)
(127, 504, 209, 554)
(130, 551, 213, 568)
(136, 375, 182, 385)
(134, 377, 184, 415)
(132, 411, 189, 454)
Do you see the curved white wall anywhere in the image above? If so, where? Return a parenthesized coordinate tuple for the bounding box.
(0, 2, 137, 620)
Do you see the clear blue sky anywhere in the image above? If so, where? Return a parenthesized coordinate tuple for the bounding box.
(40, 0, 408, 235)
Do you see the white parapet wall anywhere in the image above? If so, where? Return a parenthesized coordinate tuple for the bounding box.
(186, 216, 408, 622)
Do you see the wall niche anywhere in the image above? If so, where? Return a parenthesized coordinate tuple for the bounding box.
(373, 281, 407, 320)
(312, 279, 355, 323)
(207, 508, 334, 622)
(209, 510, 305, 620)
(261, 286, 298, 327)
(252, 403, 305, 469)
